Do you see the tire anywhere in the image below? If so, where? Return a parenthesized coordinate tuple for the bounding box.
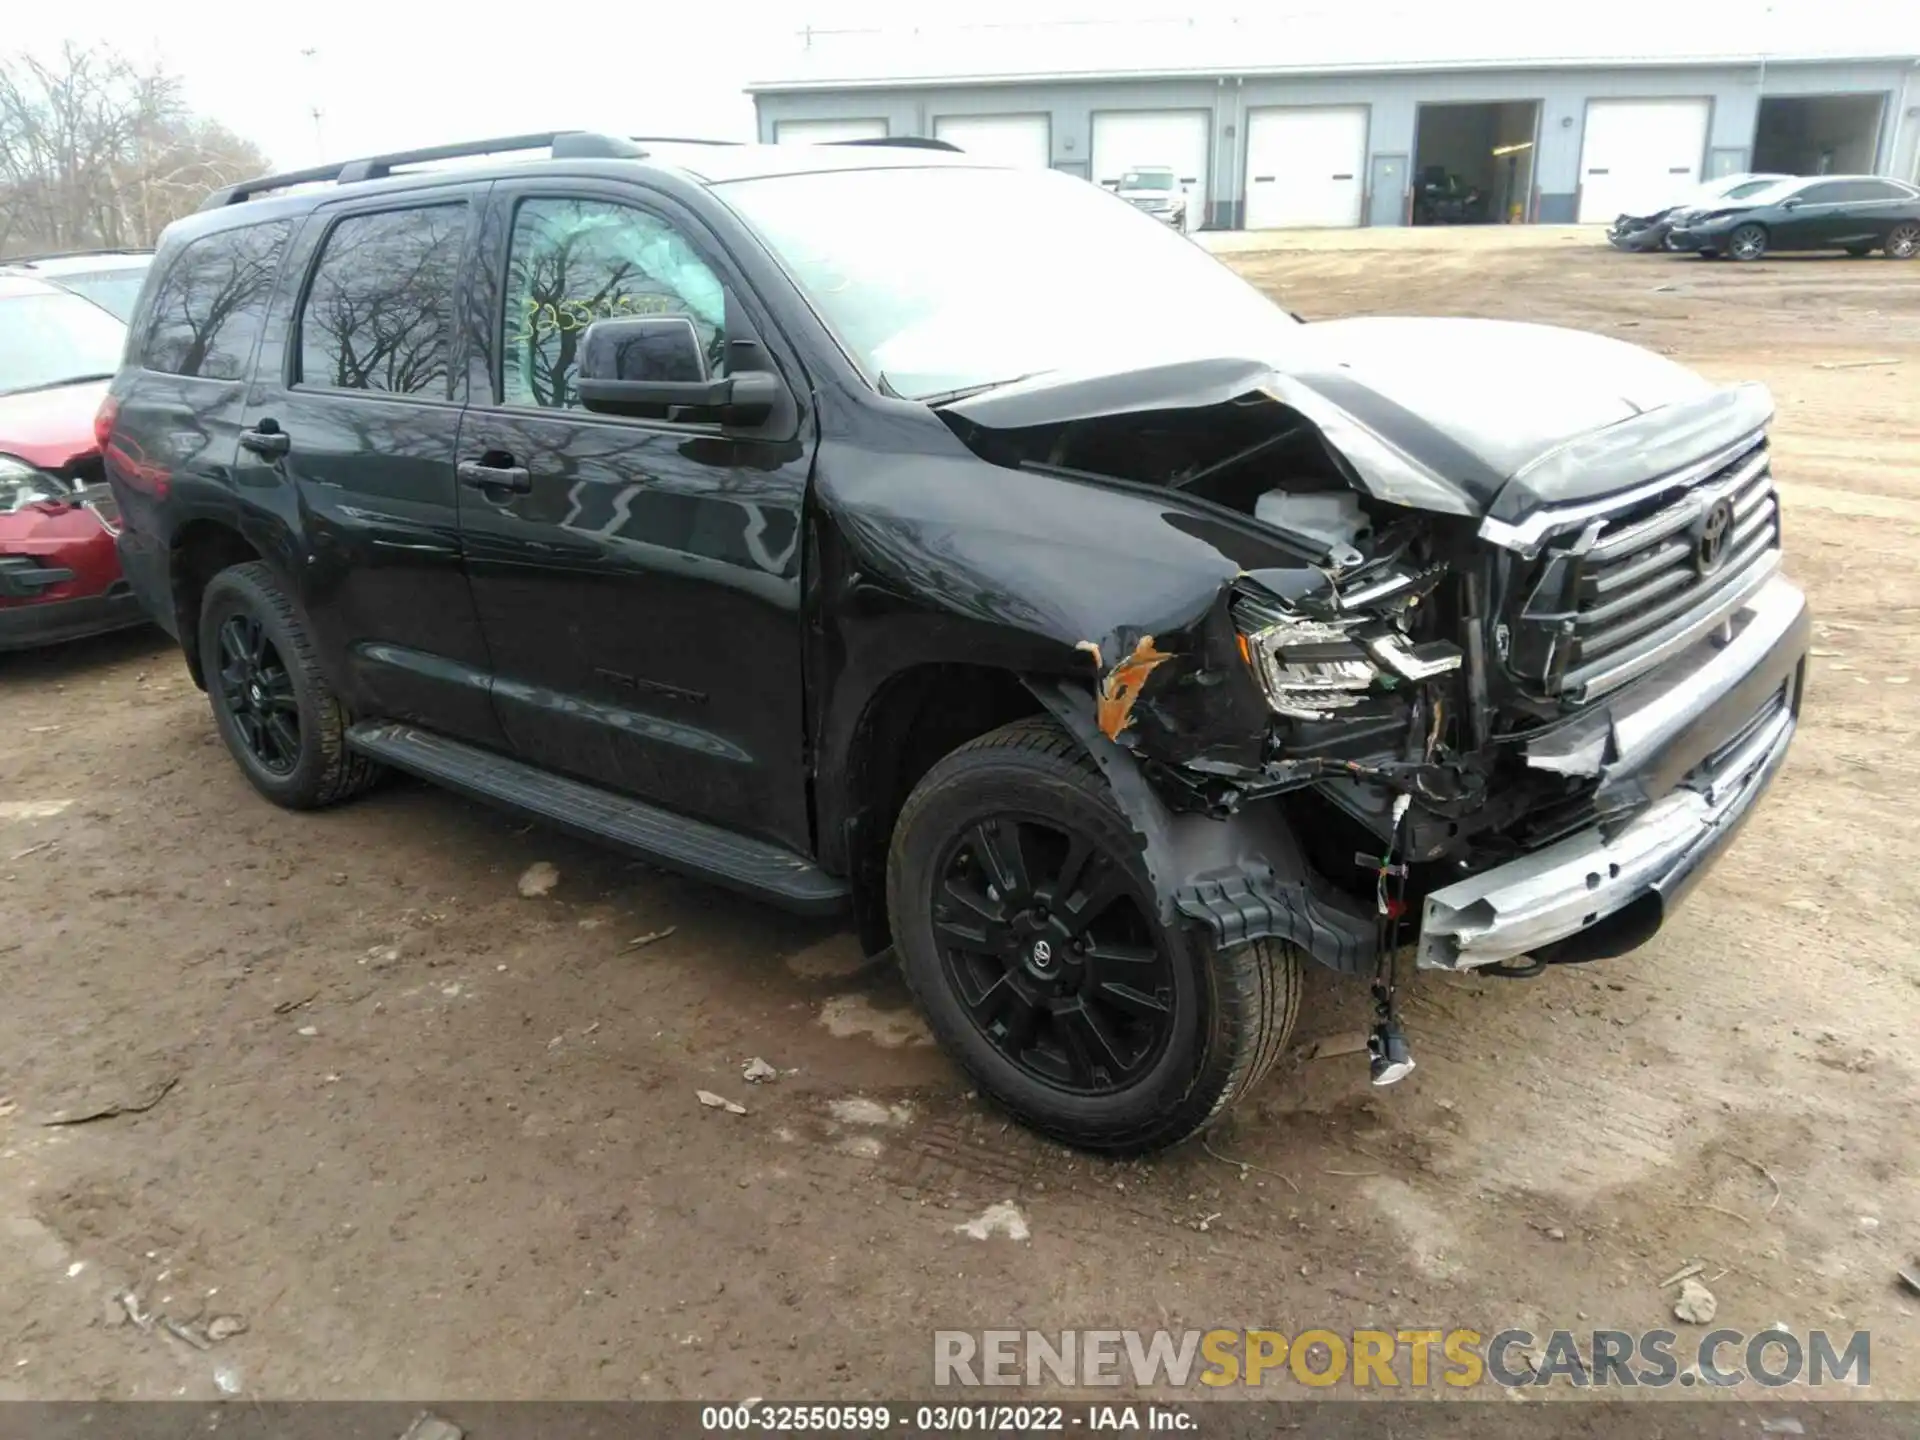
(887, 716, 1303, 1154)
(1728, 223, 1768, 261)
(198, 561, 379, 810)
(1887, 223, 1920, 260)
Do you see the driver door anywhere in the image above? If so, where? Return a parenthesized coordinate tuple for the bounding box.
(454, 181, 816, 852)
(1770, 180, 1845, 249)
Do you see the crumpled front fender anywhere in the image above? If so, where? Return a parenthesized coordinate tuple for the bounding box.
(1025, 678, 1377, 974)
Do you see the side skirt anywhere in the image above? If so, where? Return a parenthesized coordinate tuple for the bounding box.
(346, 721, 850, 916)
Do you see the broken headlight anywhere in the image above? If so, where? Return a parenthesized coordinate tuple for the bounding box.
(1237, 580, 1462, 721)
(1241, 614, 1378, 720)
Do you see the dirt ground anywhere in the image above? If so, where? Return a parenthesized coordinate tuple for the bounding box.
(2, 230, 1917, 1406)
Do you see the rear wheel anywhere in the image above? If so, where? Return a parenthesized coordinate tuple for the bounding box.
(1728, 223, 1769, 261)
(1888, 223, 1920, 260)
(888, 717, 1302, 1154)
(199, 561, 379, 809)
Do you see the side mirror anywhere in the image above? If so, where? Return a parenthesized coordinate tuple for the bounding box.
(576, 315, 777, 425)
(1781, 196, 1801, 210)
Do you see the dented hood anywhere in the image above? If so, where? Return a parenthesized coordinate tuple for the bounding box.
(944, 317, 1764, 520)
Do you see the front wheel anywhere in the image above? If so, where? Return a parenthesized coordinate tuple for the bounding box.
(1887, 223, 1920, 260)
(1728, 223, 1769, 261)
(887, 717, 1302, 1154)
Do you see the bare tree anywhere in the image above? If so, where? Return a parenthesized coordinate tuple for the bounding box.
(0, 42, 266, 257)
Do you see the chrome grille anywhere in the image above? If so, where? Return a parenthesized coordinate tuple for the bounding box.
(1510, 436, 1783, 702)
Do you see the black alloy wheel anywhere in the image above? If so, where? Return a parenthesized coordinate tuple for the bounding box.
(1888, 223, 1920, 260)
(1728, 223, 1769, 261)
(197, 561, 380, 809)
(933, 814, 1173, 1095)
(216, 612, 301, 775)
(889, 717, 1302, 1154)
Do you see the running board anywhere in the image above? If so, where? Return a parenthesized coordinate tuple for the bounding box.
(346, 722, 849, 915)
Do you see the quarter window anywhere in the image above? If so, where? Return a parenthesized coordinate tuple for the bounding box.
(140, 222, 291, 380)
(297, 205, 464, 396)
(501, 197, 726, 411)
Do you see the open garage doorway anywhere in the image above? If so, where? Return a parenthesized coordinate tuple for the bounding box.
(1411, 101, 1540, 224)
(1754, 94, 1886, 177)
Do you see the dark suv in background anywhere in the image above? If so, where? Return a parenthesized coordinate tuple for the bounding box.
(105, 132, 1809, 1153)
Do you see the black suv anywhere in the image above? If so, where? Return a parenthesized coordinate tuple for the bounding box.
(104, 132, 1810, 1153)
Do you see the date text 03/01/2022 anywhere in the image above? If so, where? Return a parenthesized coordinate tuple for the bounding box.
(698, 1403, 1196, 1432)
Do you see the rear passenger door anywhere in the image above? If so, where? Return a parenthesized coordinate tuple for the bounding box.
(453, 180, 814, 851)
(1831, 180, 1916, 248)
(235, 188, 506, 746)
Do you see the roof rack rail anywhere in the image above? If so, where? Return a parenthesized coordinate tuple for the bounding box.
(198, 130, 650, 211)
(829, 136, 963, 152)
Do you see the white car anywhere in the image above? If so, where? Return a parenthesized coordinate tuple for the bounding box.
(1113, 167, 1190, 232)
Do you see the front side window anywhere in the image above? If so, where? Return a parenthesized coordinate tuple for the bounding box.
(0, 285, 125, 398)
(142, 224, 289, 380)
(298, 205, 464, 396)
(1794, 182, 1849, 205)
(501, 197, 726, 411)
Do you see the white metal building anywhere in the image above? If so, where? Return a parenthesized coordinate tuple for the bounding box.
(749, 15, 1920, 229)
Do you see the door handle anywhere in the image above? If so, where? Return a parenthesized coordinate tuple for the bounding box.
(457, 459, 532, 494)
(239, 423, 290, 457)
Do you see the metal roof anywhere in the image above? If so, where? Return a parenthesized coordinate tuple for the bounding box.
(748, 7, 1920, 92)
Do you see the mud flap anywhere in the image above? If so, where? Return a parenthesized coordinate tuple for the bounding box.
(1023, 679, 1376, 974)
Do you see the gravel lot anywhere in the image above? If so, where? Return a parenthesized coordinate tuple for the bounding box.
(2, 228, 1916, 1404)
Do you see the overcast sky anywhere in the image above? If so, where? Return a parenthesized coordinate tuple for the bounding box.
(13, 0, 1915, 170)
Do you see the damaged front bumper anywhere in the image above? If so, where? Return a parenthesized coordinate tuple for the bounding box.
(1418, 575, 1810, 970)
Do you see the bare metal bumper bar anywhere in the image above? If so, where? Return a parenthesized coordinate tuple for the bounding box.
(1417, 578, 1807, 971)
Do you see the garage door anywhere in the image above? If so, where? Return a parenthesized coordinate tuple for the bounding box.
(1577, 100, 1710, 223)
(773, 118, 887, 145)
(1091, 111, 1209, 228)
(1243, 106, 1368, 230)
(932, 114, 1050, 168)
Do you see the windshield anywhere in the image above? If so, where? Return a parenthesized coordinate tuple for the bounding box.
(722, 166, 1296, 400)
(51, 267, 149, 322)
(1719, 178, 1781, 201)
(0, 288, 126, 397)
(1717, 179, 1803, 209)
(1122, 170, 1175, 191)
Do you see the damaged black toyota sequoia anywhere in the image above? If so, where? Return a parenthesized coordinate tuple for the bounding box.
(106, 133, 1810, 1153)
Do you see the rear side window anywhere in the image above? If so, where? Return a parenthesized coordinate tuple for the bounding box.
(1847, 180, 1910, 203)
(140, 222, 291, 379)
(296, 205, 464, 396)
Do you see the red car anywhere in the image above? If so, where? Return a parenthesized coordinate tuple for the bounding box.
(0, 272, 147, 651)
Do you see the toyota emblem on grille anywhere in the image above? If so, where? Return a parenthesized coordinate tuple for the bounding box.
(1694, 498, 1735, 576)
